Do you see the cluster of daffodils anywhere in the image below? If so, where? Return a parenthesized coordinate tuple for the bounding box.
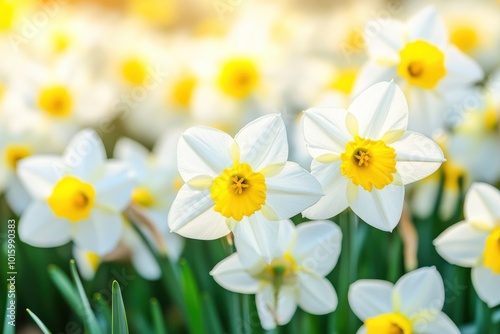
(3, 0, 500, 331)
(166, 81, 447, 328)
(17, 129, 184, 280)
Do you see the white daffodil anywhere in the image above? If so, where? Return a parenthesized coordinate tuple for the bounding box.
(353, 6, 483, 137)
(17, 129, 136, 255)
(302, 81, 445, 231)
(114, 134, 184, 261)
(73, 223, 162, 281)
(211, 220, 341, 330)
(349, 266, 459, 334)
(434, 182, 500, 307)
(168, 114, 323, 259)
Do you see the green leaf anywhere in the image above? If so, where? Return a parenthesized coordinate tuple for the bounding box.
(69, 259, 103, 334)
(151, 298, 168, 334)
(201, 293, 223, 334)
(112, 281, 129, 334)
(48, 265, 81, 314)
(93, 293, 112, 332)
(179, 259, 205, 334)
(26, 309, 52, 334)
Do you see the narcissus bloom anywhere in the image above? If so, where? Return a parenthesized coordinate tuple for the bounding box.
(349, 267, 459, 334)
(115, 135, 184, 261)
(211, 220, 341, 330)
(168, 114, 322, 259)
(302, 81, 445, 231)
(17, 129, 136, 255)
(353, 6, 483, 137)
(434, 183, 500, 307)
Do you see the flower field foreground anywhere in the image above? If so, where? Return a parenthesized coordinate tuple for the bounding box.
(1, 0, 500, 333)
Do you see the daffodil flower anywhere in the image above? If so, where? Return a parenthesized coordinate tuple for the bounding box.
(354, 6, 483, 137)
(434, 182, 500, 307)
(211, 220, 341, 330)
(302, 81, 445, 231)
(17, 129, 136, 255)
(168, 114, 323, 259)
(349, 267, 460, 334)
(115, 135, 184, 261)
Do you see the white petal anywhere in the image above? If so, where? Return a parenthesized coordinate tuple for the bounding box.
(177, 126, 233, 181)
(302, 160, 349, 219)
(72, 246, 98, 280)
(350, 184, 404, 232)
(393, 267, 444, 317)
(235, 114, 288, 171)
(210, 253, 260, 294)
(465, 183, 500, 230)
(364, 19, 405, 63)
(302, 107, 352, 157)
(17, 156, 61, 200)
(163, 230, 185, 262)
(433, 221, 487, 267)
(123, 227, 161, 280)
(411, 180, 439, 219)
(348, 81, 408, 140)
(19, 202, 71, 247)
(168, 184, 229, 239)
(440, 46, 483, 89)
(233, 214, 281, 264)
(94, 161, 136, 211)
(406, 88, 445, 137)
(290, 221, 342, 276)
(114, 137, 149, 179)
(352, 62, 398, 98)
(256, 284, 297, 330)
(471, 265, 500, 308)
(392, 131, 445, 185)
(73, 210, 123, 255)
(6, 176, 31, 215)
(265, 162, 323, 219)
(356, 326, 368, 334)
(296, 272, 337, 314)
(414, 312, 460, 334)
(348, 280, 394, 321)
(63, 129, 106, 179)
(407, 7, 447, 48)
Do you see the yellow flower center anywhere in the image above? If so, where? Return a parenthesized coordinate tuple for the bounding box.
(450, 25, 479, 54)
(84, 250, 100, 272)
(397, 40, 446, 89)
(132, 187, 155, 208)
(343, 27, 365, 52)
(210, 162, 266, 221)
(443, 161, 466, 192)
(51, 31, 72, 54)
(0, 1, 15, 31)
(484, 227, 500, 274)
(37, 85, 73, 117)
(170, 74, 197, 108)
(172, 175, 184, 192)
(121, 57, 148, 86)
(341, 136, 397, 192)
(259, 253, 296, 287)
(0, 83, 5, 101)
(330, 68, 358, 95)
(48, 176, 96, 223)
(4, 144, 31, 170)
(365, 313, 413, 334)
(218, 58, 259, 99)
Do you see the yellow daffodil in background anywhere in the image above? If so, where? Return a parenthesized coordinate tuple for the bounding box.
(211, 220, 341, 330)
(17, 129, 136, 255)
(354, 7, 483, 137)
(168, 114, 322, 260)
(349, 267, 460, 334)
(434, 183, 500, 307)
(302, 81, 445, 231)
